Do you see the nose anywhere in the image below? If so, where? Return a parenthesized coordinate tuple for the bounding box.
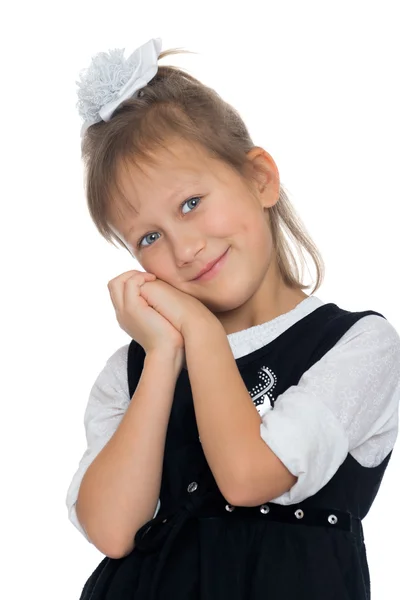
(169, 231, 205, 268)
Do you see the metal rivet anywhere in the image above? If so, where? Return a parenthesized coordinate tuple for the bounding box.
(187, 481, 198, 493)
(225, 504, 235, 512)
(162, 518, 168, 523)
(328, 514, 338, 525)
(260, 504, 270, 514)
(295, 509, 304, 519)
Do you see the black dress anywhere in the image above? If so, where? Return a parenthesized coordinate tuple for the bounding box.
(78, 303, 392, 600)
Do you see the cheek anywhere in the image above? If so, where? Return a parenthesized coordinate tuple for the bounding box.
(204, 205, 243, 236)
(242, 212, 272, 253)
(139, 252, 169, 279)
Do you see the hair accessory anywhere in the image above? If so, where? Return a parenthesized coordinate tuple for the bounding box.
(76, 38, 162, 138)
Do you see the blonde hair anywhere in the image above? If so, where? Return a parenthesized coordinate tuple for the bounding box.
(80, 47, 324, 294)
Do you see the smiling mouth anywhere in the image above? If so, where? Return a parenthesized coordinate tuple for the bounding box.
(192, 247, 230, 282)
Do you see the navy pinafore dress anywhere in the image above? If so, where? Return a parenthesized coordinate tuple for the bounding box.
(78, 303, 392, 600)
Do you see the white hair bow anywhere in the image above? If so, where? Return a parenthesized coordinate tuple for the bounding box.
(76, 37, 162, 138)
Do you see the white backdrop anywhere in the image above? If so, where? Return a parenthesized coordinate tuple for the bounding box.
(1, 1, 399, 598)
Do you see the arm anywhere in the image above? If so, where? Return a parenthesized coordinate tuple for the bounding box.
(183, 315, 297, 506)
(184, 313, 400, 508)
(257, 315, 400, 506)
(76, 350, 182, 558)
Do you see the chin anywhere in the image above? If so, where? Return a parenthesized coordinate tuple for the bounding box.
(203, 286, 254, 314)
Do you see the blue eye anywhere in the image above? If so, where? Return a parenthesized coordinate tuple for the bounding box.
(137, 196, 202, 249)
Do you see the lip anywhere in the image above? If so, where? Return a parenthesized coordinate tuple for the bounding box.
(192, 247, 230, 281)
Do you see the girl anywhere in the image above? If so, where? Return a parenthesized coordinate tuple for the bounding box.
(66, 38, 400, 599)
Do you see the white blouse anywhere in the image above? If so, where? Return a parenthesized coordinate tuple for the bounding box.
(66, 296, 400, 543)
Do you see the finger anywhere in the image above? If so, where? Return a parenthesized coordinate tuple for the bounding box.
(123, 272, 155, 310)
(108, 270, 156, 290)
(108, 270, 146, 289)
(108, 271, 155, 311)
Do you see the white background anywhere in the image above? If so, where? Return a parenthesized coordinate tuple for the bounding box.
(1, 1, 399, 598)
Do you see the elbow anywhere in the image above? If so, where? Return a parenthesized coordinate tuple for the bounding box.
(222, 463, 261, 508)
(223, 458, 298, 508)
(228, 473, 298, 508)
(225, 448, 269, 506)
(224, 480, 270, 508)
(87, 527, 132, 560)
(84, 527, 132, 559)
(107, 537, 135, 559)
(105, 541, 134, 560)
(76, 499, 129, 559)
(225, 480, 276, 508)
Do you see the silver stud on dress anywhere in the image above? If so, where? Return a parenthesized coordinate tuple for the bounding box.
(295, 509, 304, 519)
(187, 482, 198, 493)
(260, 504, 270, 514)
(328, 514, 338, 525)
(225, 504, 235, 512)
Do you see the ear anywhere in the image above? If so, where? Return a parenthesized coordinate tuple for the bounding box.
(246, 147, 280, 209)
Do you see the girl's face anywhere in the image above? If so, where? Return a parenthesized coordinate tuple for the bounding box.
(111, 138, 296, 329)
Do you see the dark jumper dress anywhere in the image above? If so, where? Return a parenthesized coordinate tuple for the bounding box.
(78, 303, 392, 600)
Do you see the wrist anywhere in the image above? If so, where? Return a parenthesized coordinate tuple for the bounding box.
(182, 309, 222, 340)
(145, 347, 183, 374)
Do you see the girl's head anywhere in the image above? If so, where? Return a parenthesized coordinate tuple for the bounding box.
(80, 45, 324, 325)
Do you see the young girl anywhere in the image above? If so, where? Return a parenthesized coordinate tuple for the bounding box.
(66, 38, 400, 599)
